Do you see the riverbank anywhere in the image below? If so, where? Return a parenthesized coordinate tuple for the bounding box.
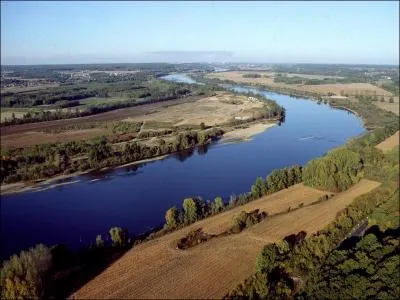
(0, 155, 170, 196)
(221, 122, 276, 143)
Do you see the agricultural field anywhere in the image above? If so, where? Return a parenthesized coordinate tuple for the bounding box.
(0, 97, 197, 148)
(73, 179, 380, 299)
(207, 71, 393, 97)
(376, 130, 399, 152)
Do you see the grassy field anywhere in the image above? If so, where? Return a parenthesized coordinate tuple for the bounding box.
(0, 128, 108, 149)
(208, 71, 393, 97)
(376, 131, 399, 152)
(72, 179, 380, 299)
(0, 83, 60, 93)
(79, 96, 133, 106)
(123, 92, 267, 127)
(375, 101, 399, 115)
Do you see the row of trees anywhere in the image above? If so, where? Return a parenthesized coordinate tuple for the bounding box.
(164, 165, 304, 232)
(303, 148, 363, 192)
(251, 165, 303, 198)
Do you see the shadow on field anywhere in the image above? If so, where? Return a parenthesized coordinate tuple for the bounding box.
(48, 244, 130, 298)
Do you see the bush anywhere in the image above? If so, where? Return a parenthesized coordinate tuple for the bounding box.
(165, 207, 180, 229)
(0, 244, 53, 299)
(109, 227, 128, 247)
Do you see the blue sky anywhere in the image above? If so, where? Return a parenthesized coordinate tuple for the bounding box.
(1, 1, 399, 65)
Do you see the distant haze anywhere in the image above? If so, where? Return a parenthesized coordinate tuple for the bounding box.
(1, 1, 399, 65)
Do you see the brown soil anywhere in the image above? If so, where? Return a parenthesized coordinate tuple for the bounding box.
(376, 131, 399, 152)
(72, 179, 380, 299)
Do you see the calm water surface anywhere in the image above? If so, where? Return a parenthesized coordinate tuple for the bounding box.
(1, 76, 365, 259)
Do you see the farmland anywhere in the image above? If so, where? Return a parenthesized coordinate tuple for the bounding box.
(72, 179, 380, 299)
(376, 130, 399, 152)
(207, 71, 393, 97)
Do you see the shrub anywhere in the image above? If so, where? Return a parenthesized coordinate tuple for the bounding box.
(109, 227, 128, 247)
(165, 206, 180, 229)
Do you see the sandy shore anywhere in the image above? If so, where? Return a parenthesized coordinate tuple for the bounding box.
(0, 155, 170, 196)
(221, 122, 276, 143)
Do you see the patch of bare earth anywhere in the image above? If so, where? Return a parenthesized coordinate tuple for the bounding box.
(208, 72, 392, 96)
(72, 179, 380, 299)
(376, 131, 399, 152)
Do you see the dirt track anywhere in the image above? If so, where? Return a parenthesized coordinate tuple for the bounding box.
(72, 179, 380, 299)
(376, 131, 399, 152)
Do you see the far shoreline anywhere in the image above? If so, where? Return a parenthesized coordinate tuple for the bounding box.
(0, 154, 170, 196)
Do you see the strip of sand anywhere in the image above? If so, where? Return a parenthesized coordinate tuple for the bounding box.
(221, 122, 276, 143)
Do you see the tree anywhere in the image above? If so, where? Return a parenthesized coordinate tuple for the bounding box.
(389, 96, 394, 103)
(0, 244, 53, 299)
(213, 196, 224, 214)
(380, 96, 385, 102)
(109, 227, 128, 247)
(165, 206, 180, 229)
(96, 234, 104, 247)
(200, 122, 206, 130)
(251, 177, 268, 198)
(183, 198, 200, 224)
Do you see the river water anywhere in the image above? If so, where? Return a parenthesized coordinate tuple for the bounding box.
(0, 75, 365, 260)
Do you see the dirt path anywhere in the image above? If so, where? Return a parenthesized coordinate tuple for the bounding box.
(72, 179, 380, 299)
(376, 131, 399, 152)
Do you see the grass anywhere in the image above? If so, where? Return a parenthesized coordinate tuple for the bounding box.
(79, 96, 134, 106)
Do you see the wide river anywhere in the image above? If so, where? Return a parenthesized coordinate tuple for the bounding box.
(1, 75, 365, 260)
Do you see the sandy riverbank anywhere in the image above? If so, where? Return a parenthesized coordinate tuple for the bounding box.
(221, 122, 276, 143)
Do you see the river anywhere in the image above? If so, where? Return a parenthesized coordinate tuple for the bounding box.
(0, 75, 365, 260)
